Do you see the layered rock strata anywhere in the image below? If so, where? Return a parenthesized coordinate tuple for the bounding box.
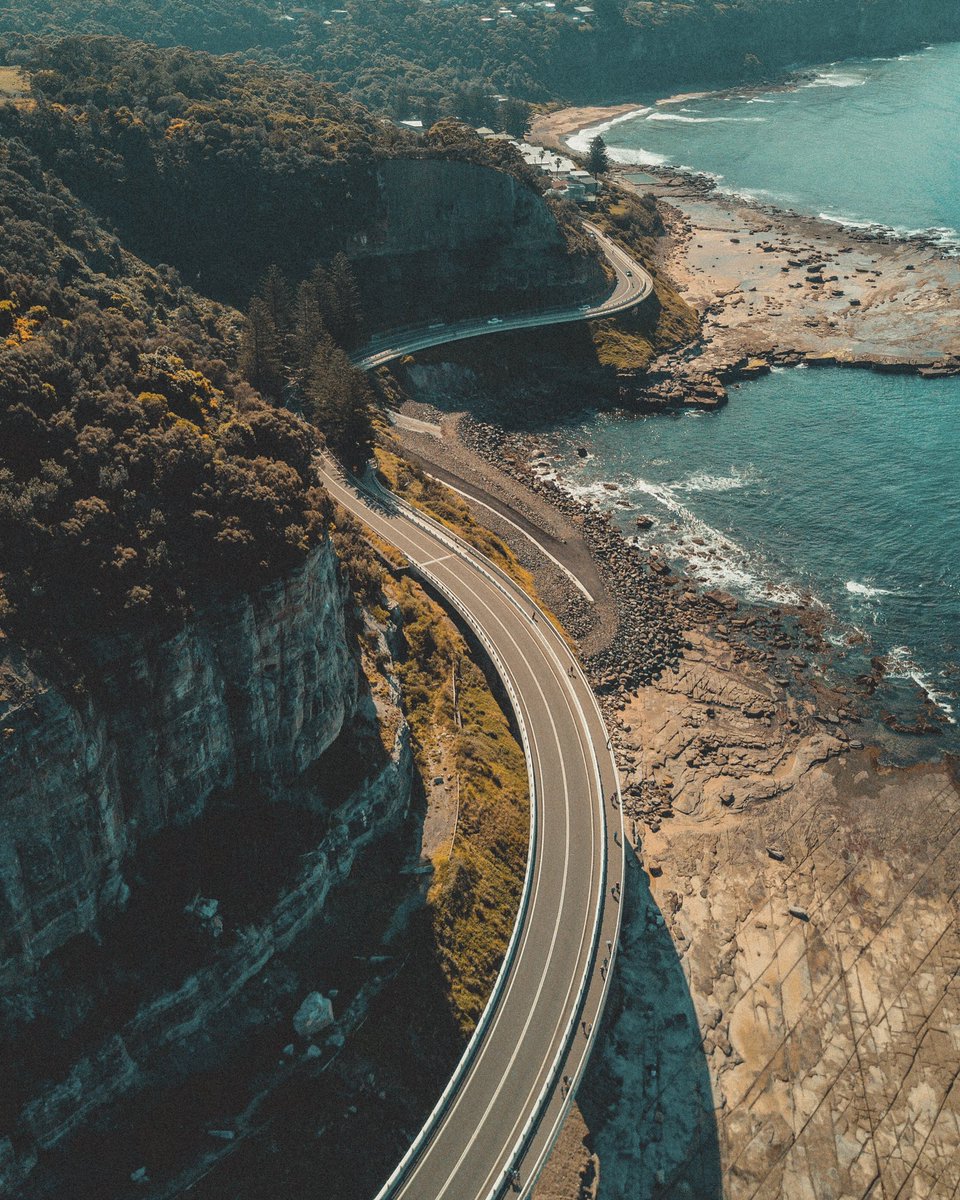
(0, 539, 415, 1195)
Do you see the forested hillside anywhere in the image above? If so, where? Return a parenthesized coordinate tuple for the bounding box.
(0, 37, 603, 647)
(0, 129, 336, 642)
(3, 0, 958, 124)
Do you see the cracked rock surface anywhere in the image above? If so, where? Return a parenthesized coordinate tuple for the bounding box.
(579, 632, 960, 1200)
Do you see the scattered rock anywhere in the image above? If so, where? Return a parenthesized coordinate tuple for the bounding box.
(292, 992, 334, 1040)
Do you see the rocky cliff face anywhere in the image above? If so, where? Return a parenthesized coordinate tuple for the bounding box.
(0, 538, 416, 1196)
(0, 539, 362, 984)
(354, 159, 606, 326)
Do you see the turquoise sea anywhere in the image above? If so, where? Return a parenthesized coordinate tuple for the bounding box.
(550, 370, 960, 749)
(559, 46, 960, 749)
(570, 41, 960, 251)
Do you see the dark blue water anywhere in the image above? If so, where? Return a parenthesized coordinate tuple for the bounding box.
(548, 369, 960, 744)
(569, 42, 960, 250)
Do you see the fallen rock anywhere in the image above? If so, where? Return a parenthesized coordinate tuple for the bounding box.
(293, 992, 334, 1040)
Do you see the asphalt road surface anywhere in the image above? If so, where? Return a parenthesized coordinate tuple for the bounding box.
(353, 222, 654, 371)
(316, 459, 625, 1200)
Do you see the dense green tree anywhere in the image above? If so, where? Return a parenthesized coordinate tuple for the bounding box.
(329, 252, 366, 350)
(240, 298, 285, 401)
(585, 134, 610, 179)
(259, 263, 292, 333)
(304, 342, 373, 467)
(292, 278, 327, 372)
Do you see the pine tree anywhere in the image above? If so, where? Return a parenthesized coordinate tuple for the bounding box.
(239, 298, 285, 401)
(310, 265, 343, 343)
(585, 134, 610, 179)
(330, 252, 366, 350)
(292, 279, 325, 372)
(304, 341, 373, 467)
(259, 264, 292, 332)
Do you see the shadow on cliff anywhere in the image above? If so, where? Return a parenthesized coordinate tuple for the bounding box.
(577, 851, 722, 1200)
(386, 318, 644, 431)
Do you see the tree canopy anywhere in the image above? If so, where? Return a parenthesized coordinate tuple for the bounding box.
(0, 133, 332, 642)
(585, 134, 610, 178)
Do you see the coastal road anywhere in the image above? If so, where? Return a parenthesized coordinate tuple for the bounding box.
(353, 222, 653, 370)
(316, 457, 625, 1200)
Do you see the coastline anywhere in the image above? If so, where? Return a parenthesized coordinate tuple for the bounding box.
(383, 399, 960, 1200)
(532, 108, 960, 396)
(381, 84, 960, 1181)
(379, 63, 960, 1194)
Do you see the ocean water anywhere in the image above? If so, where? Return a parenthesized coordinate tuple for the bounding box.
(547, 369, 960, 750)
(569, 41, 960, 250)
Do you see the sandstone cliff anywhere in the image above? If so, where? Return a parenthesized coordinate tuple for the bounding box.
(353, 159, 606, 326)
(0, 537, 416, 1195)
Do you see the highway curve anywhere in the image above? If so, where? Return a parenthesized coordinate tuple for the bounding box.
(318, 460, 625, 1200)
(329, 224, 647, 1198)
(353, 222, 653, 371)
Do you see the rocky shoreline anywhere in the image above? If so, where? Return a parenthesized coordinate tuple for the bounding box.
(380, 180, 960, 1193)
(386, 401, 960, 1200)
(531, 104, 960, 416)
(378, 89, 960, 1190)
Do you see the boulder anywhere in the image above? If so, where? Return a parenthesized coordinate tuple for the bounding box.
(292, 992, 335, 1039)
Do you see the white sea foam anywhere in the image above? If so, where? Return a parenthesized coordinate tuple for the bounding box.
(677, 470, 757, 494)
(817, 210, 960, 255)
(885, 646, 957, 722)
(605, 146, 671, 168)
(712, 181, 790, 206)
(565, 107, 653, 153)
(560, 470, 801, 605)
(647, 112, 767, 124)
(845, 580, 895, 598)
(802, 72, 867, 88)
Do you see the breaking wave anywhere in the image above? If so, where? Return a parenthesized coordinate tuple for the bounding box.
(560, 472, 802, 606)
(801, 71, 867, 88)
(885, 646, 957, 722)
(647, 112, 767, 124)
(845, 580, 896, 598)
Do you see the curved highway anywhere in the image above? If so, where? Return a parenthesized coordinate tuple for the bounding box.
(330, 223, 646, 1199)
(353, 222, 653, 371)
(319, 459, 625, 1200)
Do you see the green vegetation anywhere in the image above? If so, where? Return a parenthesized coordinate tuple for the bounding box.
(588, 186, 698, 369)
(585, 133, 610, 179)
(239, 259, 375, 465)
(328, 488, 529, 1034)
(0, 35, 609, 644)
(3, 0, 957, 126)
(0, 291, 329, 637)
(0, 124, 376, 649)
(0, 40, 566, 316)
(374, 448, 539, 599)
(390, 573, 528, 1032)
(0, 38, 391, 303)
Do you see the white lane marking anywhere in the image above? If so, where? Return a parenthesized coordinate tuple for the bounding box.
(325, 470, 602, 1196)
(422, 572, 588, 1200)
(416, 552, 451, 569)
(422, 474, 595, 604)
(321, 468, 606, 1198)
(470, 625, 601, 1200)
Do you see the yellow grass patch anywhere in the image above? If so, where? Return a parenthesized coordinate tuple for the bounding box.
(0, 67, 33, 110)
